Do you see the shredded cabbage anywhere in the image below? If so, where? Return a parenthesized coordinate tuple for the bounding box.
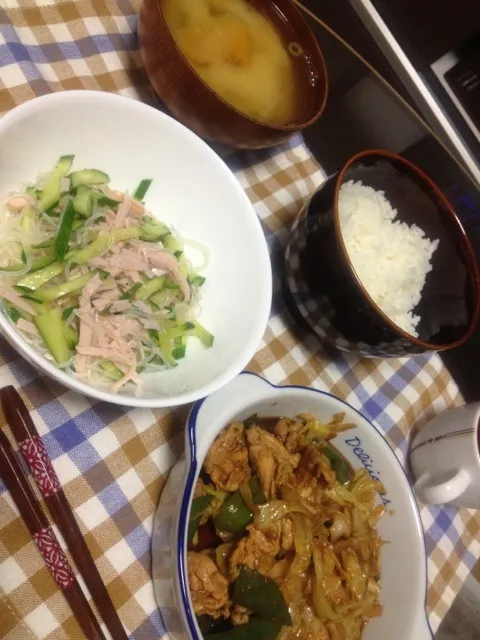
(254, 500, 313, 530)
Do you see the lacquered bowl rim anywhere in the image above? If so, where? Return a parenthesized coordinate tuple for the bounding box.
(149, 0, 329, 131)
(331, 149, 480, 350)
(176, 371, 433, 640)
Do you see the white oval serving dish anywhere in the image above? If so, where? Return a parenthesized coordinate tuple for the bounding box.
(152, 372, 432, 640)
(0, 91, 272, 407)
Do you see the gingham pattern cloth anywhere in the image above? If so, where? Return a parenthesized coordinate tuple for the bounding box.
(0, 2, 479, 639)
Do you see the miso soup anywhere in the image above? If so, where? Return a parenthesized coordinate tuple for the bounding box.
(163, 0, 299, 125)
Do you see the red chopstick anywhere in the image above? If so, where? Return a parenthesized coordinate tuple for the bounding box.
(0, 386, 128, 640)
(0, 429, 105, 639)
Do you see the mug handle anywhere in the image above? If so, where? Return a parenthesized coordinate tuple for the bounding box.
(414, 469, 470, 505)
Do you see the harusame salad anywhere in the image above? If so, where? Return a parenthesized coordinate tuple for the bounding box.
(0, 156, 213, 392)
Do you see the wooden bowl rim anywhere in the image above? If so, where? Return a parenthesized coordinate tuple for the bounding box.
(151, 0, 329, 131)
(331, 148, 480, 350)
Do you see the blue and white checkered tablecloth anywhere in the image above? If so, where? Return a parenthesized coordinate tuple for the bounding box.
(0, 1, 479, 639)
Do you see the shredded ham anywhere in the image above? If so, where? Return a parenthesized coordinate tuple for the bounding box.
(147, 250, 191, 302)
(92, 299, 110, 312)
(132, 300, 151, 314)
(138, 317, 159, 330)
(112, 192, 131, 229)
(110, 300, 131, 313)
(0, 285, 37, 315)
(110, 366, 141, 393)
(74, 272, 144, 386)
(106, 188, 146, 215)
(91, 290, 120, 313)
(76, 346, 134, 360)
(75, 275, 103, 376)
(97, 280, 118, 292)
(75, 314, 94, 377)
(89, 250, 150, 274)
(6, 194, 36, 212)
(17, 318, 38, 335)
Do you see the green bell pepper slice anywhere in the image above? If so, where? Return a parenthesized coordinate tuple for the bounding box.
(205, 618, 282, 640)
(215, 492, 252, 534)
(233, 567, 292, 626)
(188, 495, 214, 544)
(214, 477, 265, 534)
(321, 444, 351, 485)
(249, 476, 266, 505)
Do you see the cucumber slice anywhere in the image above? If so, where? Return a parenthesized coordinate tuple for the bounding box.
(139, 219, 170, 242)
(27, 300, 49, 314)
(72, 218, 85, 232)
(133, 179, 152, 201)
(16, 262, 63, 291)
(172, 336, 186, 360)
(157, 332, 177, 367)
(120, 282, 142, 301)
(149, 288, 178, 308)
(162, 233, 188, 273)
(5, 305, 22, 324)
(67, 227, 140, 265)
(4, 303, 29, 324)
(54, 200, 76, 261)
(25, 186, 38, 198)
(38, 155, 74, 211)
(63, 324, 78, 349)
(35, 218, 83, 250)
(190, 274, 206, 287)
(34, 273, 93, 302)
(29, 252, 56, 273)
(164, 277, 180, 290)
(187, 321, 214, 347)
(134, 275, 167, 301)
(61, 306, 77, 321)
(69, 169, 109, 190)
(33, 239, 54, 249)
(34, 308, 71, 364)
(21, 207, 35, 233)
(162, 232, 182, 253)
(0, 255, 28, 273)
(99, 360, 123, 381)
(73, 185, 93, 217)
(19, 292, 43, 303)
(91, 191, 119, 208)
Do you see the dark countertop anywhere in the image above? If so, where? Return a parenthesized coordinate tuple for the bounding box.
(298, 1, 480, 401)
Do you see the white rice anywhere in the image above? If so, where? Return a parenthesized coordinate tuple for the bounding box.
(338, 180, 439, 337)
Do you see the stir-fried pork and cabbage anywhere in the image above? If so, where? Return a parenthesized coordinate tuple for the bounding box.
(188, 413, 386, 640)
(0, 156, 212, 392)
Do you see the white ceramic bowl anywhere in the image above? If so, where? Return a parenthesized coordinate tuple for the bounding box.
(0, 91, 271, 407)
(152, 372, 433, 640)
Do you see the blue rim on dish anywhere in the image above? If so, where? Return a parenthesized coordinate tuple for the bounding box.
(176, 371, 434, 640)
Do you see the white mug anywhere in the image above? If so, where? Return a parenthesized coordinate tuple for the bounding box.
(410, 402, 480, 508)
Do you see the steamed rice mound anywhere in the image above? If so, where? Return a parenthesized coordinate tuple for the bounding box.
(338, 180, 439, 337)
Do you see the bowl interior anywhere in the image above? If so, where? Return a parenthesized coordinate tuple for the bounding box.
(0, 92, 272, 407)
(180, 375, 430, 640)
(335, 151, 479, 347)
(157, 0, 328, 129)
